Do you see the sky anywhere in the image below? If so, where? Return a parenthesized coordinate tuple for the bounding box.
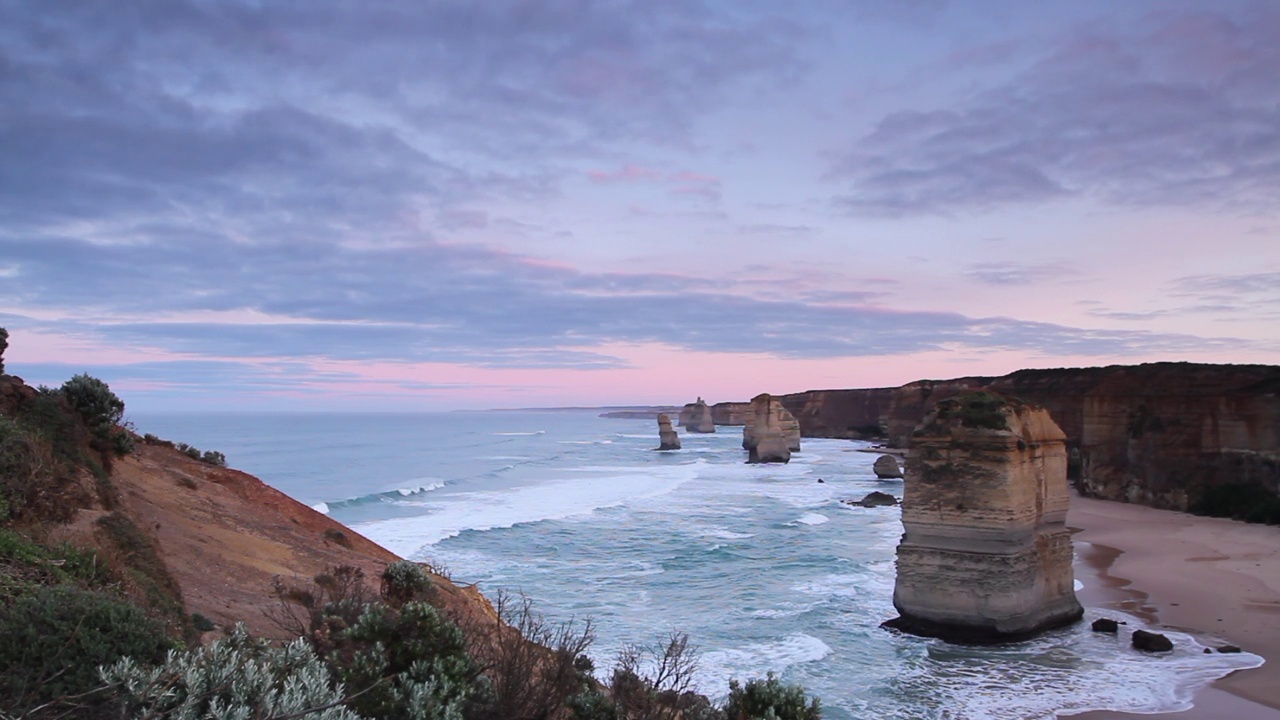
(1, 0, 1277, 412)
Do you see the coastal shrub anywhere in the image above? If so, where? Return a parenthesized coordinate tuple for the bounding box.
(381, 559, 433, 606)
(60, 374, 129, 455)
(0, 586, 173, 714)
(723, 673, 822, 720)
(0, 326, 8, 374)
(201, 449, 226, 466)
(191, 611, 217, 632)
(337, 600, 488, 718)
(610, 632, 702, 719)
(469, 590, 597, 720)
(101, 625, 359, 720)
(267, 564, 377, 643)
(324, 527, 353, 547)
(932, 392, 1011, 431)
(95, 513, 189, 637)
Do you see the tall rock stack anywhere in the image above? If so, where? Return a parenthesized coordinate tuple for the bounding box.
(886, 391, 1083, 642)
(742, 395, 801, 452)
(656, 413, 681, 450)
(679, 397, 716, 433)
(742, 393, 794, 463)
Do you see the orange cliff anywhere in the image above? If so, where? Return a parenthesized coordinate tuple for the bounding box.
(0, 374, 499, 641)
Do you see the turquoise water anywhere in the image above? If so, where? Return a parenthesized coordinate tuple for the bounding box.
(132, 411, 1262, 720)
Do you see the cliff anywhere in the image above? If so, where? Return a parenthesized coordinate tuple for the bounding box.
(711, 401, 751, 426)
(776, 387, 898, 439)
(767, 363, 1280, 515)
(0, 374, 499, 642)
(887, 392, 1082, 642)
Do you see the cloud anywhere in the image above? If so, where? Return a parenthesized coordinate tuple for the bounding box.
(963, 261, 1080, 286)
(829, 6, 1280, 215)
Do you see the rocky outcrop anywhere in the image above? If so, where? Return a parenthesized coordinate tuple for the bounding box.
(742, 394, 792, 463)
(873, 454, 903, 479)
(742, 395, 800, 453)
(679, 397, 716, 433)
(886, 392, 1083, 643)
(1132, 630, 1174, 652)
(656, 413, 681, 450)
(773, 363, 1280, 515)
(853, 491, 898, 508)
(777, 387, 897, 439)
(710, 401, 751, 426)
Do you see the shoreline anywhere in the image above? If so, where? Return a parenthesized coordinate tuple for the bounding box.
(1064, 494, 1280, 720)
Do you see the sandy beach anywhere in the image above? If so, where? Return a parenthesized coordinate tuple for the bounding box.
(1064, 494, 1280, 720)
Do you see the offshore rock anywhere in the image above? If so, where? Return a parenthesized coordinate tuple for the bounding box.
(1132, 630, 1174, 652)
(886, 391, 1083, 643)
(743, 394, 792, 463)
(854, 491, 899, 508)
(656, 413, 681, 451)
(679, 397, 716, 433)
(873, 454, 904, 479)
(743, 395, 801, 453)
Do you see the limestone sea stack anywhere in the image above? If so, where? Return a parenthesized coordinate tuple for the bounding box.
(743, 393, 793, 463)
(656, 413, 681, 451)
(679, 397, 716, 433)
(886, 391, 1083, 643)
(742, 394, 801, 453)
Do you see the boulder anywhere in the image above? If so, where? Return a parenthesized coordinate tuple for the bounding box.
(1216, 645, 1242, 654)
(656, 414, 681, 451)
(1091, 618, 1120, 633)
(1132, 630, 1173, 652)
(885, 391, 1084, 643)
(742, 394, 792, 463)
(678, 398, 716, 433)
(854, 491, 898, 508)
(873, 454, 904, 479)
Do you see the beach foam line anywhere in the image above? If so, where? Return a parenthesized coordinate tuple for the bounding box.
(493, 430, 545, 436)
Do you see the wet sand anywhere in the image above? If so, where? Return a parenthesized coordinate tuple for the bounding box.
(1063, 494, 1280, 720)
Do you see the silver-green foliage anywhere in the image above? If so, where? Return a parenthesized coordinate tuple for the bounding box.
(100, 625, 360, 720)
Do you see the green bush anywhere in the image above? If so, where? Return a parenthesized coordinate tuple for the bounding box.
(57, 373, 134, 458)
(0, 586, 174, 713)
(201, 449, 227, 466)
(381, 559, 433, 606)
(0, 326, 8, 374)
(724, 673, 822, 720)
(337, 601, 487, 719)
(101, 625, 359, 720)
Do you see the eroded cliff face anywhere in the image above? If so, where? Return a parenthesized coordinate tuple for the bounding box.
(777, 387, 898, 439)
(888, 392, 1082, 642)
(678, 397, 716, 433)
(782, 363, 1279, 513)
(711, 401, 751, 426)
(989, 364, 1280, 511)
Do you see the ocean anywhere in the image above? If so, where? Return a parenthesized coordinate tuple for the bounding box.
(131, 410, 1262, 720)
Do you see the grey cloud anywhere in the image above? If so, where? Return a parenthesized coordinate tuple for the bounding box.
(964, 261, 1079, 286)
(1, 232, 1254, 367)
(830, 6, 1280, 215)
